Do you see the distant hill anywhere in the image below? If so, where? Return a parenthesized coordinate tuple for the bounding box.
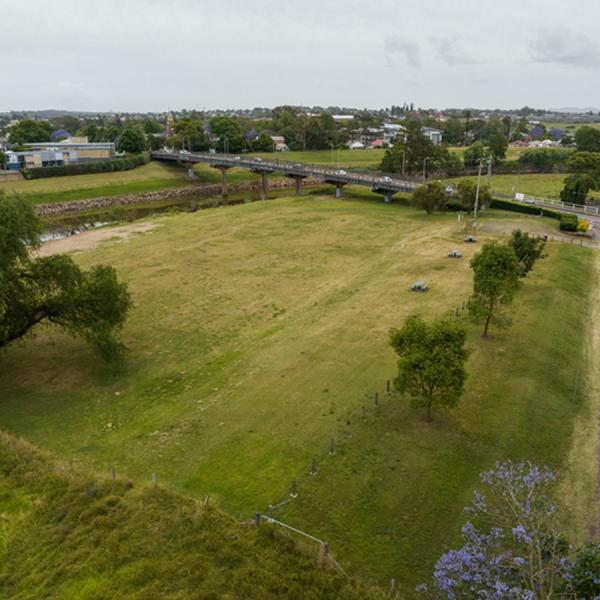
(0, 432, 381, 599)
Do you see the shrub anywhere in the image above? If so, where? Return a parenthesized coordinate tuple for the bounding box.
(21, 153, 150, 180)
(490, 198, 561, 220)
(559, 213, 578, 231)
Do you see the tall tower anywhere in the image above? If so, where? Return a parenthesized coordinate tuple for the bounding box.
(165, 112, 175, 139)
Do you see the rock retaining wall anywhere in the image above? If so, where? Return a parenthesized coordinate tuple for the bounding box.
(35, 177, 323, 217)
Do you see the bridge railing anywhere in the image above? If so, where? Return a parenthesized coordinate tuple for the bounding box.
(151, 151, 418, 191)
(492, 191, 600, 217)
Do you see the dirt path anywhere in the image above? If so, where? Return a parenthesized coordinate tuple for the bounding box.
(37, 222, 159, 256)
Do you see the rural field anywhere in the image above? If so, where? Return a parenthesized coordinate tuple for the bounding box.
(444, 172, 568, 199)
(0, 193, 597, 594)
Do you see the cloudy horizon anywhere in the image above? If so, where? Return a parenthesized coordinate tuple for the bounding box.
(2, 0, 599, 113)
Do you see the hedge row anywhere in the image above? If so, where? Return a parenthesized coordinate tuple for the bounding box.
(490, 198, 562, 220)
(21, 153, 150, 179)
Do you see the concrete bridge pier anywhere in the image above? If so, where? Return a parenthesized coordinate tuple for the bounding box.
(335, 182, 345, 199)
(259, 171, 269, 200)
(383, 190, 393, 204)
(220, 166, 230, 199)
(294, 176, 304, 196)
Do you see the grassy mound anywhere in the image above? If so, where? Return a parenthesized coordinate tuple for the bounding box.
(0, 432, 380, 599)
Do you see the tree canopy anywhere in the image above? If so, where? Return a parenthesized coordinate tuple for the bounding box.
(412, 181, 447, 214)
(0, 195, 132, 362)
(468, 242, 521, 337)
(575, 126, 600, 152)
(507, 230, 546, 277)
(389, 315, 468, 420)
(380, 120, 449, 175)
(117, 126, 148, 154)
(456, 180, 492, 211)
(8, 120, 52, 144)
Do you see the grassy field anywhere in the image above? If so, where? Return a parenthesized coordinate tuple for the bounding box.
(0, 194, 596, 594)
(444, 172, 567, 199)
(0, 433, 379, 600)
(0, 162, 189, 204)
(248, 149, 387, 169)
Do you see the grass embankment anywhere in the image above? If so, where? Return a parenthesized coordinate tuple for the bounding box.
(0, 162, 189, 204)
(0, 196, 596, 593)
(0, 433, 378, 599)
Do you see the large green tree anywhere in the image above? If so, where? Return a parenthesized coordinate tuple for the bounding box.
(486, 132, 508, 160)
(118, 126, 148, 154)
(209, 117, 246, 153)
(560, 173, 597, 204)
(380, 120, 447, 175)
(173, 118, 209, 152)
(0, 195, 132, 362)
(468, 242, 521, 337)
(8, 119, 52, 144)
(389, 315, 468, 420)
(575, 126, 600, 152)
(412, 181, 447, 214)
(456, 180, 492, 211)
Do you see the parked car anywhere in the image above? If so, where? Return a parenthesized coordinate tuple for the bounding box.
(381, 176, 393, 183)
(336, 169, 347, 175)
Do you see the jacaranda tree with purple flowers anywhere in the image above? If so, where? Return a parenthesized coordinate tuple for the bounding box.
(418, 461, 600, 599)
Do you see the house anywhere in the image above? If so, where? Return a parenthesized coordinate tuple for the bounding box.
(348, 141, 365, 150)
(421, 127, 443, 145)
(270, 136, 288, 152)
(370, 138, 385, 149)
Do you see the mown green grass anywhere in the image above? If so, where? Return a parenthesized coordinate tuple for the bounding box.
(248, 149, 387, 169)
(0, 196, 595, 594)
(444, 172, 567, 199)
(0, 433, 380, 599)
(0, 162, 189, 204)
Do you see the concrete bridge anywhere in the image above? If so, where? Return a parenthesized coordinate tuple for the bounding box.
(151, 150, 419, 202)
(151, 151, 600, 229)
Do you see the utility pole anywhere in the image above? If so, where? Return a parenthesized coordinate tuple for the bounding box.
(330, 143, 334, 166)
(401, 149, 406, 177)
(422, 157, 429, 182)
(486, 156, 492, 187)
(474, 159, 484, 222)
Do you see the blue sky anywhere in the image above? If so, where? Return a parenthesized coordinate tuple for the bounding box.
(2, 0, 599, 111)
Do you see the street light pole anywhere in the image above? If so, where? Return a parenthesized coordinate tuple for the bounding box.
(402, 150, 406, 177)
(474, 159, 484, 222)
(331, 144, 334, 166)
